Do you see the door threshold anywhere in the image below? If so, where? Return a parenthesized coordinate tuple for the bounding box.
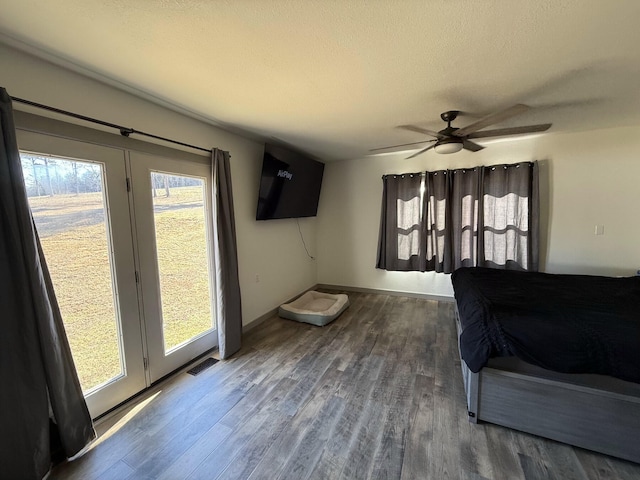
(93, 347, 219, 431)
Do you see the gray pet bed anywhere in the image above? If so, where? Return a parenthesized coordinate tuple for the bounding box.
(279, 291, 350, 326)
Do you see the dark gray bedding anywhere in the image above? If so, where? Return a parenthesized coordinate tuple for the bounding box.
(452, 267, 640, 384)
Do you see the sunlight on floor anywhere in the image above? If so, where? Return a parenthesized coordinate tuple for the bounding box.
(79, 391, 162, 457)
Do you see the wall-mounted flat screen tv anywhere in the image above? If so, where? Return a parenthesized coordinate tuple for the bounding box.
(256, 144, 325, 220)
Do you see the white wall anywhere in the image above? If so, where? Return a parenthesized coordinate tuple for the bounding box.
(317, 127, 640, 297)
(1, 42, 318, 325)
(4, 42, 639, 308)
(542, 127, 640, 276)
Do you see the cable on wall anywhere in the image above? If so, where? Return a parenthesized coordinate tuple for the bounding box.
(9, 95, 214, 154)
(296, 218, 315, 260)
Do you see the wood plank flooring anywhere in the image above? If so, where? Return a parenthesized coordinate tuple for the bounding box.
(50, 292, 640, 480)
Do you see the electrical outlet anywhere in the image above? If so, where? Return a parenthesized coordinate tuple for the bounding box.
(594, 225, 604, 236)
(255, 273, 260, 283)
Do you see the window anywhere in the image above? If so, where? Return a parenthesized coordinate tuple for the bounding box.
(376, 161, 539, 273)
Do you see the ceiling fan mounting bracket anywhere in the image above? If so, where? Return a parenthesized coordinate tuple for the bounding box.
(440, 110, 459, 124)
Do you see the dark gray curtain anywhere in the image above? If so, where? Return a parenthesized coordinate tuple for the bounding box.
(424, 170, 452, 272)
(211, 148, 243, 359)
(478, 161, 539, 271)
(376, 161, 539, 273)
(376, 173, 425, 271)
(0, 89, 95, 479)
(449, 167, 482, 270)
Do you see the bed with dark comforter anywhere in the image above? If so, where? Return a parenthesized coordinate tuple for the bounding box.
(452, 267, 640, 383)
(451, 267, 640, 463)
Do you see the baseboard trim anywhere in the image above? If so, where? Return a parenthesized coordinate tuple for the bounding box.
(242, 309, 276, 334)
(242, 284, 320, 333)
(316, 284, 455, 303)
(242, 283, 455, 333)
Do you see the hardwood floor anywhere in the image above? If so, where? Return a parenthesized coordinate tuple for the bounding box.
(50, 292, 640, 480)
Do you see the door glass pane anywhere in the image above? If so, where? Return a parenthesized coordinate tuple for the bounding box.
(20, 153, 124, 393)
(150, 172, 215, 353)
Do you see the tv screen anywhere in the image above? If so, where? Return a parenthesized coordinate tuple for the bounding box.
(256, 144, 325, 220)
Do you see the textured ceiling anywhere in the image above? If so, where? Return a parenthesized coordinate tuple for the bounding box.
(2, 0, 640, 160)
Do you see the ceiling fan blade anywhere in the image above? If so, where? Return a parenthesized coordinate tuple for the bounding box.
(405, 144, 436, 159)
(369, 139, 436, 153)
(453, 104, 531, 137)
(466, 123, 552, 139)
(397, 125, 443, 139)
(462, 139, 484, 152)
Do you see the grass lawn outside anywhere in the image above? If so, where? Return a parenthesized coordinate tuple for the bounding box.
(30, 186, 214, 392)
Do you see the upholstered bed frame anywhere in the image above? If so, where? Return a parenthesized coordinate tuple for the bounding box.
(455, 307, 640, 463)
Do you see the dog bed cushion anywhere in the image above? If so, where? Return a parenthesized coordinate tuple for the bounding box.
(279, 291, 350, 326)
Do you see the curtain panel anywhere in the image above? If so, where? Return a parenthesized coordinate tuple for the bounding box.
(376, 161, 539, 274)
(479, 162, 539, 271)
(424, 170, 453, 272)
(211, 148, 243, 359)
(376, 173, 426, 271)
(0, 88, 95, 479)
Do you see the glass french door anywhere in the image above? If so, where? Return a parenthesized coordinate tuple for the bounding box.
(17, 131, 217, 417)
(129, 151, 217, 382)
(17, 131, 145, 418)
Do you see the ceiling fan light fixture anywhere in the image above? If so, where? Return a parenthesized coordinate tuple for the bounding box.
(434, 138, 463, 154)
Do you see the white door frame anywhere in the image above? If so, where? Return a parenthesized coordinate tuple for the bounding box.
(17, 130, 147, 418)
(128, 151, 218, 383)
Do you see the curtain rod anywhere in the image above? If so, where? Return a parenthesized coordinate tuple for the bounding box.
(381, 161, 535, 179)
(10, 96, 213, 154)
